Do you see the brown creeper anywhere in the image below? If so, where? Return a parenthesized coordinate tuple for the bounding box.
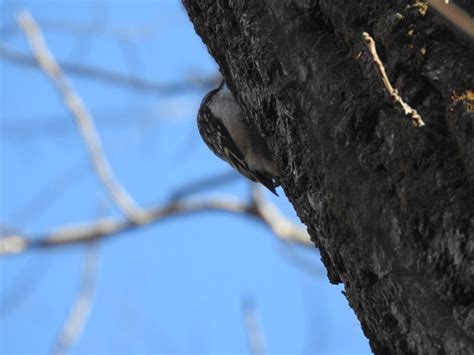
(197, 80, 279, 195)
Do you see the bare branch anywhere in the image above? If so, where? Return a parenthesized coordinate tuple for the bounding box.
(167, 170, 240, 201)
(428, 0, 474, 40)
(362, 32, 425, 128)
(242, 297, 266, 355)
(1, 17, 167, 40)
(52, 243, 99, 355)
(4, 11, 312, 255)
(0, 45, 219, 95)
(0, 193, 313, 255)
(0, 256, 50, 315)
(276, 244, 325, 276)
(0, 199, 247, 253)
(250, 185, 311, 246)
(7, 163, 89, 224)
(17, 11, 142, 220)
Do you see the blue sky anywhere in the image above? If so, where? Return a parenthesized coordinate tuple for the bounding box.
(0, 1, 371, 353)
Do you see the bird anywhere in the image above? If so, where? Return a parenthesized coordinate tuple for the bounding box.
(197, 80, 279, 195)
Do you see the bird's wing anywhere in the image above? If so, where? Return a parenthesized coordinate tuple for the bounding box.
(198, 107, 277, 195)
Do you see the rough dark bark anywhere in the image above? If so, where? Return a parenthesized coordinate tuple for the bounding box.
(182, 1, 474, 353)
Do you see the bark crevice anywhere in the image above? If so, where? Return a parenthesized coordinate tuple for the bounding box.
(183, 1, 474, 353)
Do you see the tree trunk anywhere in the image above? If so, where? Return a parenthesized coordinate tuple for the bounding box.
(182, 1, 474, 353)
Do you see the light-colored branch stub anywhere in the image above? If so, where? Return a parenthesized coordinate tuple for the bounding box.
(363, 32, 425, 128)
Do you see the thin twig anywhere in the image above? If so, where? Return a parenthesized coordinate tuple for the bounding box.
(250, 185, 311, 245)
(428, 0, 474, 40)
(362, 32, 425, 127)
(1, 14, 178, 41)
(0, 194, 313, 255)
(7, 163, 89, 224)
(0, 256, 50, 315)
(17, 11, 142, 220)
(242, 297, 266, 355)
(167, 170, 240, 201)
(51, 243, 99, 355)
(276, 244, 325, 276)
(0, 45, 218, 95)
(1, 18, 163, 40)
(7, 10, 312, 256)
